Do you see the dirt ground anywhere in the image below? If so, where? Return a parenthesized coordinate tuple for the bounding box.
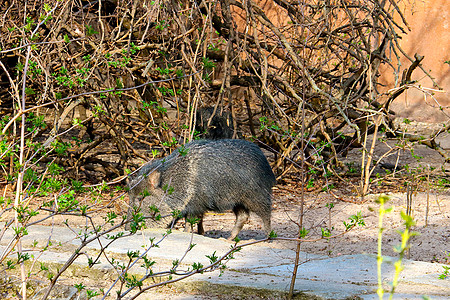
(201, 128, 450, 264)
(3, 125, 450, 298)
(12, 128, 450, 264)
(202, 189, 450, 263)
(28, 185, 450, 264)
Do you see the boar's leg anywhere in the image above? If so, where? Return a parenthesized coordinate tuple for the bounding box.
(183, 214, 204, 234)
(197, 215, 205, 235)
(228, 205, 249, 240)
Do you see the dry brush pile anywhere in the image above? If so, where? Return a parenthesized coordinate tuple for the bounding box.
(0, 0, 449, 298)
(1, 0, 446, 186)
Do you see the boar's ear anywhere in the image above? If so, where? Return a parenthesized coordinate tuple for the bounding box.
(148, 170, 161, 188)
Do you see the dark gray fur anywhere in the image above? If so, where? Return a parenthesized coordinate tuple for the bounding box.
(127, 139, 276, 240)
(195, 107, 234, 139)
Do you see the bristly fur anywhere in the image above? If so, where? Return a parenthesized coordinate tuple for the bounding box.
(127, 139, 276, 240)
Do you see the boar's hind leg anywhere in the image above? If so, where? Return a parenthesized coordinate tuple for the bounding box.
(228, 205, 249, 240)
(261, 213, 271, 237)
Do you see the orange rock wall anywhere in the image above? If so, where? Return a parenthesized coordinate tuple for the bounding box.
(232, 1, 449, 122)
(386, 0, 450, 122)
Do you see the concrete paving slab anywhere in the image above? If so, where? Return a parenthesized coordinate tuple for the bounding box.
(1, 225, 449, 299)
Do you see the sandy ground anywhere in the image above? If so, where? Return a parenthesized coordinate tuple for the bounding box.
(3, 188, 448, 300)
(7, 130, 450, 265)
(200, 133, 450, 264)
(26, 186, 449, 263)
(201, 189, 450, 264)
(197, 131, 450, 264)
(2, 132, 450, 298)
